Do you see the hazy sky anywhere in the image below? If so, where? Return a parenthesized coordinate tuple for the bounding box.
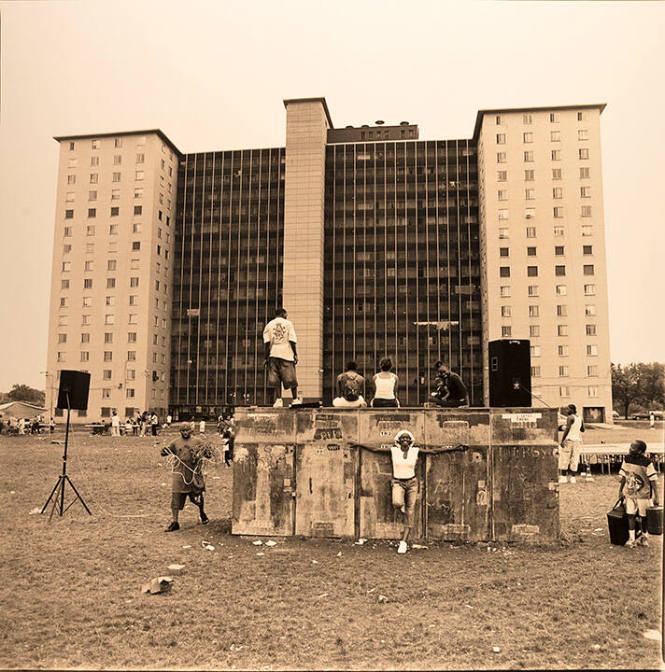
(0, 0, 663, 391)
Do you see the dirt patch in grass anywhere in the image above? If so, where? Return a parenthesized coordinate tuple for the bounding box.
(0, 432, 662, 670)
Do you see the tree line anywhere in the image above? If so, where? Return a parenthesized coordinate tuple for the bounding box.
(611, 362, 664, 419)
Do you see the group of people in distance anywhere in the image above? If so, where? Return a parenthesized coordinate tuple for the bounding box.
(262, 307, 469, 409)
(108, 409, 165, 437)
(0, 414, 55, 435)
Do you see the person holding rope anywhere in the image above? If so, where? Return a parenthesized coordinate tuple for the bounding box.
(161, 423, 213, 531)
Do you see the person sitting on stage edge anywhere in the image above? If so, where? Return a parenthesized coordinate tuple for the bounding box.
(161, 423, 212, 531)
(350, 430, 469, 554)
(431, 361, 469, 407)
(333, 361, 367, 408)
(263, 307, 302, 408)
(371, 357, 399, 407)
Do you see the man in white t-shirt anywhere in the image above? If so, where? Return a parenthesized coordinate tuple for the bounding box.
(559, 404, 584, 483)
(263, 308, 301, 407)
(111, 409, 120, 436)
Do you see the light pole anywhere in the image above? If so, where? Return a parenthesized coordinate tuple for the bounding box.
(41, 371, 53, 418)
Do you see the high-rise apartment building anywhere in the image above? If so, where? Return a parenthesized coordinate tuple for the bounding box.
(475, 105, 611, 420)
(46, 131, 179, 421)
(46, 98, 612, 422)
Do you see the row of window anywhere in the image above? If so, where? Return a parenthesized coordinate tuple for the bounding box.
(500, 245, 593, 256)
(500, 324, 597, 337)
(530, 344, 599, 357)
(497, 206, 593, 220)
(68, 137, 174, 161)
(56, 351, 168, 365)
(495, 111, 587, 125)
(501, 304, 597, 317)
(59, 276, 168, 294)
(497, 187, 591, 201)
(498, 168, 590, 182)
(531, 365, 601, 378)
(67, 187, 144, 201)
(499, 264, 595, 277)
(498, 283, 597, 298)
(63, 223, 145, 236)
(497, 149, 590, 163)
(68, 153, 147, 167)
(66, 206, 142, 218)
(56, 314, 169, 328)
(64, 207, 170, 223)
(498, 225, 593, 238)
(59, 295, 169, 310)
(496, 130, 589, 144)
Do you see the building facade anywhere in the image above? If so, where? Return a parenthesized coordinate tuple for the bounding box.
(46, 131, 179, 421)
(47, 98, 612, 422)
(475, 105, 612, 421)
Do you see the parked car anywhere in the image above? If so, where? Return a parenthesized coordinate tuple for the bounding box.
(631, 410, 663, 420)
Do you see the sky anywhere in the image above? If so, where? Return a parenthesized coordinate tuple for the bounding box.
(0, 0, 663, 392)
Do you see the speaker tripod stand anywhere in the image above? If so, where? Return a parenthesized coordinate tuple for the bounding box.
(41, 400, 91, 519)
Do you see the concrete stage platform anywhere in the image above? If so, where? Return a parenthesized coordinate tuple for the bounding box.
(232, 407, 560, 544)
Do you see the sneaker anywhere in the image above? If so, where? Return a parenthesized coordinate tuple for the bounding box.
(290, 398, 303, 407)
(165, 521, 180, 532)
(558, 475, 568, 484)
(637, 535, 649, 547)
(624, 538, 636, 548)
(397, 540, 408, 554)
(569, 476, 576, 484)
(200, 514, 209, 525)
(273, 398, 283, 408)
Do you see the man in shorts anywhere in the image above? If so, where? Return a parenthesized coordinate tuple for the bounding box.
(559, 404, 584, 483)
(263, 307, 301, 407)
(161, 423, 212, 531)
(619, 439, 660, 548)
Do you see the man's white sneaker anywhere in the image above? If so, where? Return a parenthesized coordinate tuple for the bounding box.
(637, 535, 649, 547)
(624, 539, 637, 548)
(569, 476, 576, 484)
(273, 398, 283, 408)
(558, 475, 567, 484)
(397, 540, 408, 554)
(290, 398, 303, 407)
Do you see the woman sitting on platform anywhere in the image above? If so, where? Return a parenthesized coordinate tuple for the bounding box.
(370, 357, 400, 408)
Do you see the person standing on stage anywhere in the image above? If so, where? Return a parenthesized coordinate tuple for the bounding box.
(263, 307, 302, 408)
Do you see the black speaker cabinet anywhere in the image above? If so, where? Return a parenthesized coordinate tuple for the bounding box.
(489, 339, 531, 407)
(56, 370, 91, 411)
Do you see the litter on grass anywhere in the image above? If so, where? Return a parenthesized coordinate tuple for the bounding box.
(204, 545, 215, 551)
(265, 540, 277, 547)
(355, 538, 367, 545)
(336, 551, 342, 557)
(168, 564, 185, 572)
(141, 576, 173, 594)
(256, 552, 264, 557)
(253, 540, 263, 546)
(182, 545, 192, 549)
(643, 629, 662, 641)
(492, 646, 501, 653)
(29, 508, 41, 515)
(411, 544, 428, 549)
(311, 560, 318, 564)
(378, 595, 389, 603)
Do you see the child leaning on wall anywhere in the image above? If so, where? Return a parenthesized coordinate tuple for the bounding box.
(618, 439, 660, 548)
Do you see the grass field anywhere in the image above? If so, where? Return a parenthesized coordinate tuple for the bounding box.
(1, 426, 663, 670)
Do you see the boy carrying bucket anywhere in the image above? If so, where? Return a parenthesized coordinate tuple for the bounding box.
(618, 440, 660, 548)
